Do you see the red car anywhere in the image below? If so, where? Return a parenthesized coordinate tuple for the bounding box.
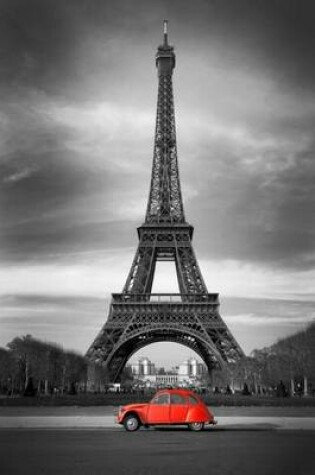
(116, 388, 216, 432)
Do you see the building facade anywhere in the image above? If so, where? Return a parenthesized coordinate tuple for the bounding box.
(127, 357, 208, 387)
(130, 357, 156, 377)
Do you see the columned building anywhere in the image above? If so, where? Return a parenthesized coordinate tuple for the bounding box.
(127, 357, 207, 387)
(178, 358, 207, 378)
(130, 357, 156, 377)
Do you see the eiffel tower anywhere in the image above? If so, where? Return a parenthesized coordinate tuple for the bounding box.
(87, 22, 244, 382)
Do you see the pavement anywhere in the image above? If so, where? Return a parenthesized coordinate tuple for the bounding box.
(1, 414, 315, 430)
(1, 430, 315, 475)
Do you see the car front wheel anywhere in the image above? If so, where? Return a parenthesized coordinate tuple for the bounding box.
(188, 422, 204, 431)
(124, 414, 140, 432)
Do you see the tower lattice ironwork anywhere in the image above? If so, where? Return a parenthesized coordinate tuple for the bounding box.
(87, 22, 244, 382)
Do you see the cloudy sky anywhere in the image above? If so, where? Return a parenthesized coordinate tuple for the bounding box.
(1, 0, 315, 367)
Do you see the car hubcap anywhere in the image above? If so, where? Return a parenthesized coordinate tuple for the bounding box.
(127, 418, 137, 430)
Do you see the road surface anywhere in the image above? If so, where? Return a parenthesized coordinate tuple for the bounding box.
(0, 429, 314, 475)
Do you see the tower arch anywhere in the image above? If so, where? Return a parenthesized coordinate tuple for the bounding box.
(105, 325, 226, 382)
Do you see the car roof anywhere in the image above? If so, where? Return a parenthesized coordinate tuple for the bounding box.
(157, 388, 199, 396)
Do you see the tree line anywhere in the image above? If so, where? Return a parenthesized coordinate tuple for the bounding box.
(0, 322, 314, 396)
(251, 321, 315, 395)
(212, 322, 315, 396)
(0, 335, 88, 396)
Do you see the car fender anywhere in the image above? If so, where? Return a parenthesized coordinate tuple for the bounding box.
(123, 410, 145, 425)
(186, 406, 209, 423)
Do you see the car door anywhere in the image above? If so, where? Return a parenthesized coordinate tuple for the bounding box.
(146, 392, 170, 424)
(169, 393, 189, 423)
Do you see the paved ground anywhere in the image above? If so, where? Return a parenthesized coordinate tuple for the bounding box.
(1, 414, 315, 430)
(1, 407, 315, 430)
(1, 405, 315, 416)
(0, 429, 314, 475)
(1, 408, 314, 474)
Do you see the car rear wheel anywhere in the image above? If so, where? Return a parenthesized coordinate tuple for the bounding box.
(188, 422, 204, 431)
(124, 414, 140, 432)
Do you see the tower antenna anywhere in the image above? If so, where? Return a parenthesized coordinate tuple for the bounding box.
(163, 19, 168, 45)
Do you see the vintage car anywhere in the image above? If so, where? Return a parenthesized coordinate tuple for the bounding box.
(116, 388, 216, 432)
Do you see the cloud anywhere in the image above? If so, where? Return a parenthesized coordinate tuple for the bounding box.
(200, 259, 315, 299)
(0, 294, 109, 353)
(2, 0, 315, 95)
(0, 249, 135, 297)
(0, 0, 84, 94)
(2, 166, 38, 184)
(0, 93, 153, 263)
(44, 99, 154, 174)
(225, 312, 315, 327)
(1, 0, 314, 271)
(222, 295, 315, 352)
(182, 127, 315, 270)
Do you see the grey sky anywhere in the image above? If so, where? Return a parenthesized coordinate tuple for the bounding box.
(1, 0, 314, 364)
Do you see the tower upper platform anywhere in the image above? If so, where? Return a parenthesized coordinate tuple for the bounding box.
(156, 20, 176, 74)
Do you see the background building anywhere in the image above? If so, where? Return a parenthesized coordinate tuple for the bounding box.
(127, 357, 207, 388)
(130, 357, 156, 377)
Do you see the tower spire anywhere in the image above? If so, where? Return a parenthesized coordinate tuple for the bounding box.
(146, 21, 182, 224)
(163, 19, 168, 46)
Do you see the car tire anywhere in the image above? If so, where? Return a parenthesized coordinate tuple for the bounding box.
(188, 422, 204, 431)
(124, 414, 140, 432)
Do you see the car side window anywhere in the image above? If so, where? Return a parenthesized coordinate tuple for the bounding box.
(151, 393, 170, 405)
(170, 394, 187, 405)
(188, 395, 198, 405)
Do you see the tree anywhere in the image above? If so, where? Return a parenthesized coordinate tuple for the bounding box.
(7, 335, 35, 392)
(5, 335, 88, 396)
(0, 348, 19, 395)
(63, 351, 87, 394)
(249, 322, 315, 395)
